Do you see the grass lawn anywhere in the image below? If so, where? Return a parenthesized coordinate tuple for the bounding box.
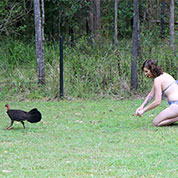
(0, 99, 178, 178)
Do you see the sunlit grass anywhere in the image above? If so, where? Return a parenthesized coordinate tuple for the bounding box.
(0, 99, 178, 177)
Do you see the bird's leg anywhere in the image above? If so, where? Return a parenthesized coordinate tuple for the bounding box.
(20, 121, 25, 129)
(6, 120, 14, 130)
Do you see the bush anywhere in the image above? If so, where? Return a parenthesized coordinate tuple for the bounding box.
(0, 35, 177, 100)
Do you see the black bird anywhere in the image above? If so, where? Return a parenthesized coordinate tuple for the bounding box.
(5, 104, 42, 130)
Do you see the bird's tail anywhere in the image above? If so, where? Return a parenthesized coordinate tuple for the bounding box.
(27, 108, 42, 123)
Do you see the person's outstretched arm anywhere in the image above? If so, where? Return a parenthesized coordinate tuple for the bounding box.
(136, 79, 162, 116)
(136, 85, 154, 114)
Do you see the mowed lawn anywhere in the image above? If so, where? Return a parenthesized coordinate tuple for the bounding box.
(0, 99, 178, 178)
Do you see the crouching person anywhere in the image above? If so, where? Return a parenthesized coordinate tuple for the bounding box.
(135, 59, 178, 127)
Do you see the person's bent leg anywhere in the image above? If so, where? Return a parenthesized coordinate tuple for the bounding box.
(152, 104, 178, 127)
(157, 117, 178, 126)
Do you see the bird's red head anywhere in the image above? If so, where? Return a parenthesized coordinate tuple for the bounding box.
(5, 104, 10, 111)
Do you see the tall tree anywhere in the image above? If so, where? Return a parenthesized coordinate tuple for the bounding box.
(131, 0, 141, 90)
(33, 0, 45, 84)
(146, 0, 153, 30)
(88, 0, 94, 35)
(170, 0, 175, 52)
(114, 0, 118, 47)
(160, 0, 166, 38)
(94, 0, 101, 42)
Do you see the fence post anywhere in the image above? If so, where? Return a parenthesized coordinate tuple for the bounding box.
(59, 36, 64, 99)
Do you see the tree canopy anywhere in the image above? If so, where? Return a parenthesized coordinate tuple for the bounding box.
(1, 0, 177, 42)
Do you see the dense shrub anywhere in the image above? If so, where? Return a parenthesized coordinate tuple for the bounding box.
(0, 35, 177, 100)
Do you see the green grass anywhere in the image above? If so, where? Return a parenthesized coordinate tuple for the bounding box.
(0, 99, 178, 178)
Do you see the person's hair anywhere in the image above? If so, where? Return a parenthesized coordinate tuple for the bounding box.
(142, 59, 163, 78)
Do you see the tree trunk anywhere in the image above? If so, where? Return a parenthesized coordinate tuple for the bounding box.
(114, 0, 118, 47)
(146, 0, 153, 30)
(41, 0, 45, 79)
(69, 25, 74, 46)
(131, 0, 141, 90)
(33, 0, 45, 84)
(160, 1, 165, 38)
(94, 0, 101, 42)
(170, 0, 175, 52)
(88, 0, 94, 35)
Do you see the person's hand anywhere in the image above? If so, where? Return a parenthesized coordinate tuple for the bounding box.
(135, 106, 143, 116)
(135, 109, 144, 117)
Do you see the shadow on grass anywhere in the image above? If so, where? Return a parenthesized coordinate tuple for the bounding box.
(2, 125, 44, 132)
(169, 123, 178, 127)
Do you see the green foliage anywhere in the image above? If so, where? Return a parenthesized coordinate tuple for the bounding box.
(0, 0, 176, 43)
(0, 1, 33, 38)
(101, 0, 133, 37)
(0, 39, 36, 81)
(0, 33, 177, 100)
(0, 0, 177, 101)
(44, 37, 133, 99)
(44, 0, 90, 40)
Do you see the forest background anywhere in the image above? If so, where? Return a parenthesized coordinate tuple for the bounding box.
(0, 0, 177, 101)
